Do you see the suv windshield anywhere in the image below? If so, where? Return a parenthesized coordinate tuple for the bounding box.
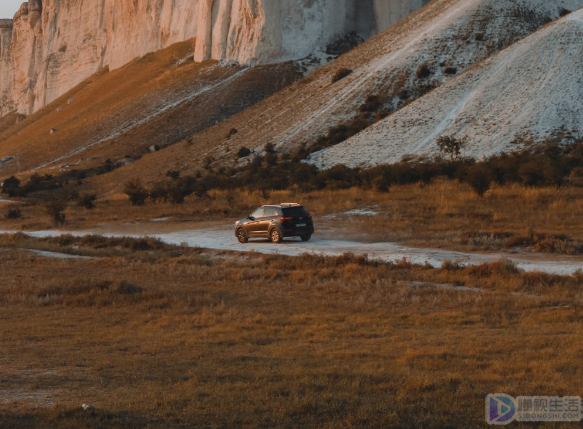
(282, 207, 309, 217)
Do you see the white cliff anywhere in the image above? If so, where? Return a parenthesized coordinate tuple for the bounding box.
(0, 0, 427, 116)
(194, 0, 430, 63)
(0, 20, 12, 111)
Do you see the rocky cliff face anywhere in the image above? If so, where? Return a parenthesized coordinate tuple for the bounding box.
(193, 0, 428, 64)
(0, 0, 427, 116)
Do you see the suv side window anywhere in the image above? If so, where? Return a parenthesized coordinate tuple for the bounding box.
(264, 207, 277, 217)
(250, 208, 264, 219)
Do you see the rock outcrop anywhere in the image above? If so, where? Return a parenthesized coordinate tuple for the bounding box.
(193, 0, 428, 64)
(0, 0, 428, 117)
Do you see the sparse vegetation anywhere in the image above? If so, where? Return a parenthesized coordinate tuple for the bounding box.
(436, 135, 468, 161)
(113, 139, 583, 207)
(325, 31, 364, 57)
(464, 163, 491, 196)
(237, 147, 252, 158)
(78, 193, 97, 210)
(1, 176, 21, 197)
(227, 127, 238, 139)
(165, 170, 180, 180)
(5, 208, 21, 220)
(416, 62, 432, 79)
(44, 198, 67, 226)
(0, 234, 582, 428)
(331, 68, 353, 83)
(1, 173, 63, 198)
(124, 179, 148, 206)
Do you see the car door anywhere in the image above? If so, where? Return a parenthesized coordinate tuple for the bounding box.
(246, 207, 264, 236)
(260, 207, 278, 235)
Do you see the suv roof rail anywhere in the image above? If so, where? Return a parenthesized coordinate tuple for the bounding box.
(280, 203, 301, 207)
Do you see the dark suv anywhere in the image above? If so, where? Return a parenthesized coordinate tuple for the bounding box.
(235, 203, 314, 243)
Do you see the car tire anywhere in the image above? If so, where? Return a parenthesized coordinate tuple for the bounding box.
(236, 228, 248, 244)
(269, 228, 283, 243)
(300, 234, 312, 242)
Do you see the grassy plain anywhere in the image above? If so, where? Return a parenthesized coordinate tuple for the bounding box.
(0, 234, 582, 428)
(4, 180, 583, 254)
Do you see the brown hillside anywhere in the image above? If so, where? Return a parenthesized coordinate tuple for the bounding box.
(0, 40, 300, 177)
(87, 0, 580, 193)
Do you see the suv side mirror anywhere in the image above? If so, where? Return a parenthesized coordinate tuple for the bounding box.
(248, 216, 255, 221)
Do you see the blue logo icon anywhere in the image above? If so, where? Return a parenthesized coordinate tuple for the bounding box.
(486, 394, 516, 425)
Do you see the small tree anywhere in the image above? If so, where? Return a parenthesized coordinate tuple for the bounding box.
(124, 180, 148, 206)
(263, 143, 278, 167)
(436, 135, 468, 161)
(465, 164, 491, 197)
(2, 176, 21, 197)
(44, 199, 67, 226)
(78, 193, 97, 210)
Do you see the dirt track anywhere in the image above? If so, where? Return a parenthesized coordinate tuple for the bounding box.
(10, 224, 583, 275)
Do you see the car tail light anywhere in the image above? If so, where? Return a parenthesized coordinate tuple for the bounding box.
(279, 216, 293, 221)
(307, 214, 312, 219)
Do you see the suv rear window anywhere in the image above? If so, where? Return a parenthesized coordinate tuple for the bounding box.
(282, 207, 309, 217)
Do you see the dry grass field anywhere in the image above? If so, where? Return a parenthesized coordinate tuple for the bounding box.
(4, 180, 583, 255)
(0, 234, 581, 428)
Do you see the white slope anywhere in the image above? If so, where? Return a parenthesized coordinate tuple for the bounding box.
(211, 0, 582, 161)
(311, 8, 583, 168)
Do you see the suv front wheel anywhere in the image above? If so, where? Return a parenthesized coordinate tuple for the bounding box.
(269, 228, 283, 243)
(236, 228, 248, 244)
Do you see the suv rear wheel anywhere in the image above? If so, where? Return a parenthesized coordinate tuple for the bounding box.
(300, 234, 312, 242)
(270, 228, 282, 243)
(236, 228, 248, 243)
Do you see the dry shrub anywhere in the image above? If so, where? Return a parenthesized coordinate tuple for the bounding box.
(482, 258, 518, 276)
(331, 68, 353, 83)
(1, 236, 582, 428)
(440, 259, 464, 271)
(34, 280, 154, 307)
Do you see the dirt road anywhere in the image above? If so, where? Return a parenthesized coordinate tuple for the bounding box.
(12, 225, 583, 275)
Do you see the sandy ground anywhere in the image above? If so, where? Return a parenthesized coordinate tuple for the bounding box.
(4, 223, 583, 275)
